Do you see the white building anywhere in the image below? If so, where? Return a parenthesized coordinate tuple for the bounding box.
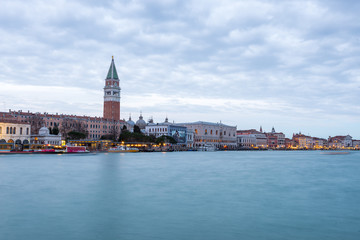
(186, 129, 195, 148)
(179, 121, 237, 149)
(30, 127, 62, 146)
(237, 134, 256, 148)
(237, 129, 267, 148)
(145, 118, 187, 145)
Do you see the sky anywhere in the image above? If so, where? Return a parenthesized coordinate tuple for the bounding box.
(0, 0, 359, 139)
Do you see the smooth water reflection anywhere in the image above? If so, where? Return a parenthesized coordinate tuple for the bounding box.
(1, 151, 360, 240)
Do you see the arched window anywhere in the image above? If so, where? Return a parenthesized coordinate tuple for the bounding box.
(195, 129, 198, 134)
(216, 130, 218, 135)
(13, 127, 16, 134)
(210, 130, 213, 135)
(205, 129, 208, 135)
(0, 126, 2, 134)
(10, 127, 12, 134)
(26, 128, 29, 135)
(20, 127, 23, 135)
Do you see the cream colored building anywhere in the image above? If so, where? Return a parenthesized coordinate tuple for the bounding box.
(179, 121, 237, 149)
(0, 121, 31, 147)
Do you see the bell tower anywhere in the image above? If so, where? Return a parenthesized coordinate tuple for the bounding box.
(103, 56, 121, 121)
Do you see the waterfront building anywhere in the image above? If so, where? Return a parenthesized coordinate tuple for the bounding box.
(186, 129, 195, 148)
(145, 118, 187, 145)
(179, 121, 237, 149)
(237, 134, 256, 148)
(30, 126, 62, 146)
(352, 140, 360, 149)
(0, 57, 129, 140)
(328, 135, 353, 148)
(236, 128, 267, 148)
(0, 120, 31, 150)
(298, 135, 313, 148)
(265, 127, 285, 148)
(313, 137, 328, 149)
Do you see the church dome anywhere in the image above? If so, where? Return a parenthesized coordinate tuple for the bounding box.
(126, 116, 135, 126)
(136, 114, 146, 129)
(39, 126, 50, 136)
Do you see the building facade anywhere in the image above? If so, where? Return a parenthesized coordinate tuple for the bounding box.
(0, 121, 31, 150)
(179, 121, 237, 149)
(145, 118, 187, 145)
(30, 127, 62, 146)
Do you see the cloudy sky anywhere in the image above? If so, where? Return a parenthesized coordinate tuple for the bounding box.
(1, 0, 359, 138)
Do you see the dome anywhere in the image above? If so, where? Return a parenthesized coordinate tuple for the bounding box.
(39, 126, 50, 136)
(126, 116, 135, 126)
(148, 117, 156, 126)
(136, 114, 146, 129)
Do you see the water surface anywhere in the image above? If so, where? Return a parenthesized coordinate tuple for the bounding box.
(1, 151, 359, 240)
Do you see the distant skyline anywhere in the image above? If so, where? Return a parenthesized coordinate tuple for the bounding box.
(1, 0, 359, 139)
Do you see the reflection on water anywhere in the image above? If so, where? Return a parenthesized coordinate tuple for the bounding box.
(0, 151, 360, 240)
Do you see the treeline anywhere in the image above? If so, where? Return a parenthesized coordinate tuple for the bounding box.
(101, 126, 177, 144)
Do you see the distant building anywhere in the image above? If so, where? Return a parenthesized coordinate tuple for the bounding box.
(236, 128, 266, 148)
(30, 126, 62, 146)
(265, 127, 285, 148)
(179, 121, 237, 149)
(145, 118, 187, 145)
(313, 137, 328, 149)
(328, 135, 353, 148)
(0, 119, 31, 147)
(352, 140, 360, 149)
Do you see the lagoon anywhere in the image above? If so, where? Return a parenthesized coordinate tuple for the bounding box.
(0, 151, 360, 240)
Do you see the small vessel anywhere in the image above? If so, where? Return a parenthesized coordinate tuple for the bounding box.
(197, 144, 216, 152)
(64, 146, 89, 153)
(108, 145, 139, 153)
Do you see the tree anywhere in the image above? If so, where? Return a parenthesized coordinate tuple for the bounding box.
(52, 125, 59, 135)
(67, 131, 86, 140)
(100, 134, 116, 141)
(134, 125, 141, 133)
(155, 135, 177, 145)
(29, 114, 45, 134)
(60, 118, 88, 139)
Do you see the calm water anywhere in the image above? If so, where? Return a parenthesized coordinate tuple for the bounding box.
(0, 151, 360, 240)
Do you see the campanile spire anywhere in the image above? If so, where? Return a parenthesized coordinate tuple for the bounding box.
(103, 56, 121, 121)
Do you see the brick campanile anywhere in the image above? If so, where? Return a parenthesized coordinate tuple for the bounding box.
(103, 56, 121, 121)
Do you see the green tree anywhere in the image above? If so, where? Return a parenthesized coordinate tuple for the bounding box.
(133, 125, 141, 133)
(155, 135, 177, 144)
(68, 131, 86, 140)
(52, 126, 59, 135)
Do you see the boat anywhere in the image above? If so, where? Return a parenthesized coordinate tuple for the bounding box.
(108, 145, 139, 153)
(63, 146, 89, 153)
(197, 144, 216, 152)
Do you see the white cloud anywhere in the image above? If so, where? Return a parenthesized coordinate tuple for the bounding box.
(1, 0, 360, 138)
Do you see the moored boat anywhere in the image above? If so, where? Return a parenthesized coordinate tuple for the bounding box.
(108, 145, 139, 153)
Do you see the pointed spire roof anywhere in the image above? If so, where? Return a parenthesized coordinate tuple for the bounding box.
(106, 56, 119, 80)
